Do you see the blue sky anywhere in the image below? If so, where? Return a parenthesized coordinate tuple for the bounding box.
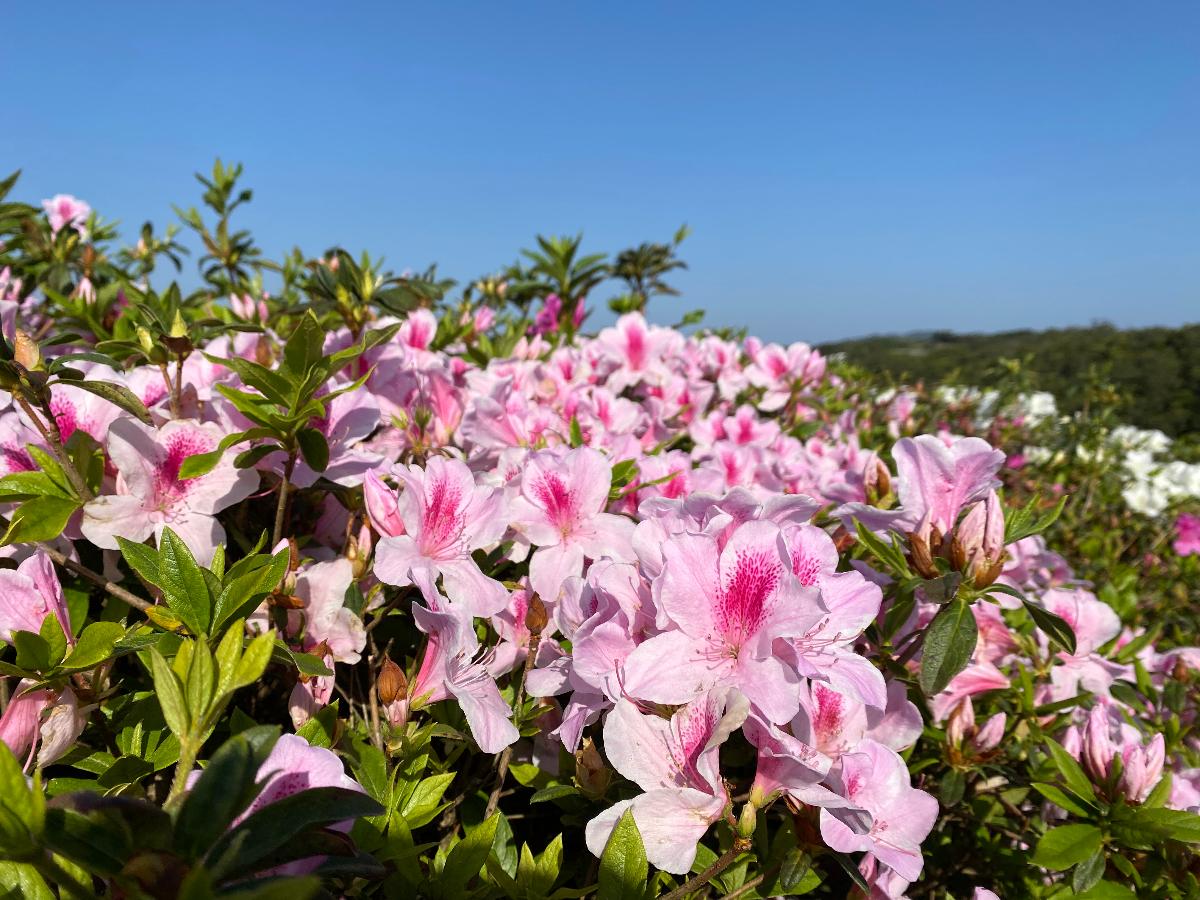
(3, 2, 1197, 342)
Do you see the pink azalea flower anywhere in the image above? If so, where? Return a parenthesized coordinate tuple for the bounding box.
(510, 447, 635, 603)
(0, 680, 85, 770)
(403, 603, 519, 753)
(372, 456, 509, 617)
(288, 558, 365, 665)
(596, 313, 677, 393)
(41, 194, 90, 235)
(0, 549, 72, 645)
(622, 520, 823, 724)
(585, 688, 748, 875)
(820, 739, 939, 882)
(1065, 704, 1165, 803)
(1174, 513, 1200, 556)
(81, 418, 259, 565)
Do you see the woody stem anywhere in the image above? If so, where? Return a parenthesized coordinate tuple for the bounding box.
(15, 393, 94, 501)
(662, 839, 751, 900)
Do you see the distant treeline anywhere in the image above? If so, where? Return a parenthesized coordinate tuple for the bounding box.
(820, 322, 1200, 438)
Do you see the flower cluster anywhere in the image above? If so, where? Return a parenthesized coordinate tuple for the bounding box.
(0, 173, 1196, 898)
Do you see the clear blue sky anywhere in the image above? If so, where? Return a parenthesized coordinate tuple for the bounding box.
(3, 2, 1197, 342)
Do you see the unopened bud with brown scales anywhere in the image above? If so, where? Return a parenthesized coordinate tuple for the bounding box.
(13, 330, 41, 371)
(377, 656, 407, 706)
(524, 593, 548, 638)
(574, 738, 611, 798)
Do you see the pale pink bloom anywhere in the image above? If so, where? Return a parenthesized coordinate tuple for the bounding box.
(1174, 513, 1200, 556)
(81, 418, 259, 565)
(289, 646, 335, 728)
(596, 313, 677, 393)
(973, 890, 1001, 900)
(622, 520, 822, 724)
(233, 734, 365, 876)
(472, 306, 495, 332)
(0, 680, 85, 770)
(1037, 588, 1125, 703)
(230, 292, 270, 323)
(820, 739, 939, 882)
(0, 680, 52, 768)
(31, 379, 124, 446)
(841, 434, 1004, 537)
(793, 680, 922, 759)
(0, 549, 72, 645)
(745, 341, 825, 411)
(930, 661, 1010, 722)
(288, 559, 364, 665)
(855, 852, 914, 900)
(510, 447, 635, 603)
(372, 457, 508, 616)
(398, 308, 438, 353)
(1066, 704, 1165, 803)
(42, 194, 90, 235)
(585, 688, 748, 875)
(781, 523, 887, 708)
(405, 603, 518, 753)
(71, 276, 96, 304)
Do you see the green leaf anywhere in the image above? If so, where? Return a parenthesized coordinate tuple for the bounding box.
(1075, 881, 1137, 899)
(60, 622, 125, 672)
(117, 536, 160, 585)
(12, 630, 52, 672)
(400, 773, 455, 829)
(175, 732, 268, 860)
(62, 379, 154, 425)
(0, 862, 53, 900)
(1031, 823, 1102, 870)
(1117, 806, 1200, 845)
(178, 428, 263, 479)
(1073, 848, 1106, 894)
(295, 702, 339, 750)
(1023, 598, 1077, 655)
(206, 787, 383, 881)
(212, 548, 288, 632)
(1030, 782, 1094, 817)
(233, 630, 276, 689)
(296, 427, 329, 472)
(282, 310, 326, 377)
(1, 496, 81, 544)
(158, 527, 212, 636)
(39, 613, 68, 669)
(440, 812, 500, 894)
(918, 596, 978, 695)
(529, 784, 578, 804)
(0, 743, 42, 856)
(1005, 493, 1068, 544)
(598, 809, 647, 900)
(1044, 738, 1099, 802)
(148, 648, 189, 738)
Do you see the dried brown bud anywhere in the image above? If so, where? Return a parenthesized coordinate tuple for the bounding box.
(908, 531, 939, 579)
(525, 593, 548, 636)
(255, 338, 275, 368)
(832, 526, 856, 553)
(268, 591, 306, 610)
(377, 656, 407, 706)
(574, 738, 611, 798)
(288, 538, 301, 572)
(875, 459, 892, 500)
(13, 330, 41, 371)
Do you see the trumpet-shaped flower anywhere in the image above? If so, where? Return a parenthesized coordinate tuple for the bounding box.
(510, 447, 635, 603)
(622, 520, 823, 724)
(81, 418, 259, 565)
(585, 688, 748, 874)
(373, 456, 509, 616)
(820, 739, 939, 882)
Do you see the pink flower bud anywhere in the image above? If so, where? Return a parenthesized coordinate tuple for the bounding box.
(972, 713, 1006, 752)
(1118, 732, 1165, 804)
(946, 698, 975, 747)
(1081, 705, 1116, 784)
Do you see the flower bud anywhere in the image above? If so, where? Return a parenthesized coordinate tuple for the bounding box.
(136, 326, 155, 355)
(12, 330, 41, 371)
(736, 801, 758, 839)
(574, 738, 611, 798)
(524, 593, 548, 637)
(377, 656, 407, 706)
(972, 712, 1006, 752)
(908, 530, 939, 579)
(946, 698, 976, 747)
(1118, 732, 1165, 804)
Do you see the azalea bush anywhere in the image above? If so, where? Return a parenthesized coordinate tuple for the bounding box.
(0, 163, 1197, 900)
